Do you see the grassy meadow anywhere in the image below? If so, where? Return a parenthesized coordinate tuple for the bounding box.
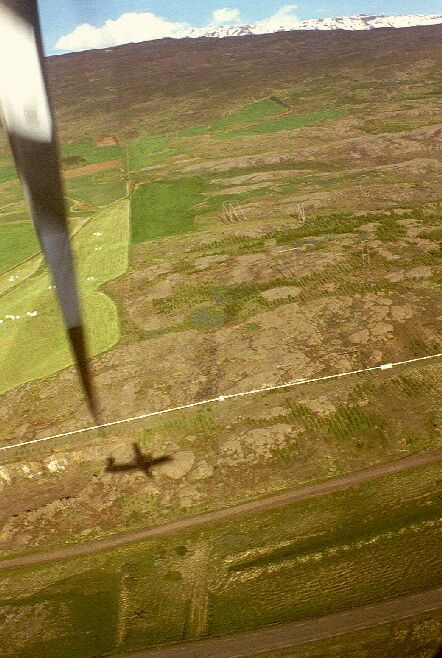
(0, 224, 39, 274)
(61, 140, 122, 166)
(0, 461, 440, 656)
(65, 169, 126, 208)
(131, 176, 208, 243)
(252, 611, 442, 658)
(0, 199, 129, 394)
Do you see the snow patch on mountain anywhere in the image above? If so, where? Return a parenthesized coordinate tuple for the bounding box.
(185, 14, 442, 39)
(56, 12, 442, 53)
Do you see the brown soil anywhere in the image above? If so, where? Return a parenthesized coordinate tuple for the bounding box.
(62, 159, 123, 178)
(95, 136, 118, 147)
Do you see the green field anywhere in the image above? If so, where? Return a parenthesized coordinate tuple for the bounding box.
(61, 140, 122, 166)
(65, 169, 126, 207)
(120, 183, 270, 239)
(0, 253, 42, 297)
(0, 213, 92, 304)
(178, 98, 286, 137)
(214, 108, 346, 139)
(0, 223, 39, 273)
(127, 136, 172, 171)
(0, 179, 26, 207)
(127, 100, 348, 245)
(0, 210, 29, 223)
(208, 97, 286, 131)
(131, 176, 208, 243)
(126, 98, 290, 173)
(0, 199, 130, 395)
(128, 99, 287, 165)
(0, 461, 440, 656)
(0, 570, 120, 658)
(0, 165, 17, 184)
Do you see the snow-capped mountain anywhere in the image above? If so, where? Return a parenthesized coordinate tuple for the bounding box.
(183, 25, 255, 38)
(181, 14, 442, 40)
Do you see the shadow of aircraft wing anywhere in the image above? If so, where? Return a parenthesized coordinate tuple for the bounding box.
(139, 454, 173, 476)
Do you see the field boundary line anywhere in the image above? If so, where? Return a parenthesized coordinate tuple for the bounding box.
(1, 352, 441, 453)
(0, 202, 114, 299)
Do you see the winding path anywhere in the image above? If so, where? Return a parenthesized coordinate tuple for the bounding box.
(0, 448, 440, 571)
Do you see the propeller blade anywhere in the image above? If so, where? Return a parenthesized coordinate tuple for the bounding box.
(0, 1, 98, 421)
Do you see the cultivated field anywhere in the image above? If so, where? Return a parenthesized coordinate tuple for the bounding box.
(0, 199, 129, 394)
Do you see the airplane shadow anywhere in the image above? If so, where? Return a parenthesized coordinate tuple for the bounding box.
(105, 442, 173, 477)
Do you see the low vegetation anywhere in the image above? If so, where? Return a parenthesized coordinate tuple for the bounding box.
(0, 462, 439, 656)
(214, 107, 346, 139)
(131, 176, 208, 242)
(65, 168, 126, 208)
(0, 223, 39, 274)
(0, 164, 17, 184)
(61, 140, 122, 166)
(252, 611, 442, 657)
(128, 136, 172, 171)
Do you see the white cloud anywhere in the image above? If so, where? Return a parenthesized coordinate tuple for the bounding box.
(55, 5, 300, 52)
(211, 8, 242, 25)
(55, 12, 190, 51)
(254, 4, 300, 33)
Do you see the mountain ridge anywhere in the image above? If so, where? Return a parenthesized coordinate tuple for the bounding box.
(53, 12, 442, 54)
(137, 13, 442, 41)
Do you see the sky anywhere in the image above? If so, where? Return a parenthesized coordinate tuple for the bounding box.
(39, 1, 442, 54)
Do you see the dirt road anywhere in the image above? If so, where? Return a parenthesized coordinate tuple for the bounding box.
(0, 448, 440, 570)
(121, 587, 442, 658)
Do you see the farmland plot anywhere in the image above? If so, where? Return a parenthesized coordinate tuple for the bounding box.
(0, 199, 129, 394)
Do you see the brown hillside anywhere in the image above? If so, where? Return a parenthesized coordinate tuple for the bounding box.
(45, 25, 442, 140)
